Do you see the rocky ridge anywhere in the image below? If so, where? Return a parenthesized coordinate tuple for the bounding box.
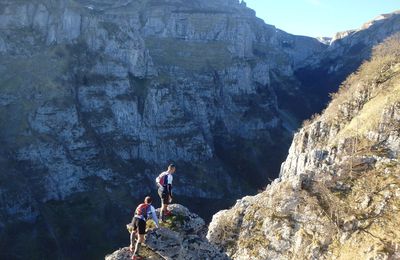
(207, 34, 400, 259)
(105, 204, 228, 260)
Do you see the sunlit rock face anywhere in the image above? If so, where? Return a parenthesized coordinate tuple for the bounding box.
(208, 35, 400, 260)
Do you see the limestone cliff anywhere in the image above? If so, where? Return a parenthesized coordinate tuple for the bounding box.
(0, 0, 326, 258)
(207, 34, 400, 259)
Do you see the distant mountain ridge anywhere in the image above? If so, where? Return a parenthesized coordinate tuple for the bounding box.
(295, 10, 400, 116)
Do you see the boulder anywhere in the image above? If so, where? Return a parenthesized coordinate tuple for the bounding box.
(106, 204, 229, 260)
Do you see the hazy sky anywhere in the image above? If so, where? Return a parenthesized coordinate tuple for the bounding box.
(245, 0, 399, 37)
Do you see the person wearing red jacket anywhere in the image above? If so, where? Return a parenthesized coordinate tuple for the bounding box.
(156, 164, 176, 221)
(130, 196, 159, 260)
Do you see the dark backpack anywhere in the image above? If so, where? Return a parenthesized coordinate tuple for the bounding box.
(135, 203, 149, 219)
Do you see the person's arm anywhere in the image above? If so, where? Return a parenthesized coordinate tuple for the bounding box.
(150, 206, 159, 228)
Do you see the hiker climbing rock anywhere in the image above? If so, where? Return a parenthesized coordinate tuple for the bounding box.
(128, 196, 159, 260)
(156, 164, 176, 221)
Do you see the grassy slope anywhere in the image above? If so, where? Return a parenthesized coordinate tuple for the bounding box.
(303, 33, 400, 259)
(321, 34, 400, 138)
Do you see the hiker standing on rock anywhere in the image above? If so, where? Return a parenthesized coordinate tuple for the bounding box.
(129, 196, 159, 260)
(156, 164, 176, 221)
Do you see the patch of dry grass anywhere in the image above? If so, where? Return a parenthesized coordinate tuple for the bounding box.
(334, 83, 400, 141)
(306, 34, 400, 143)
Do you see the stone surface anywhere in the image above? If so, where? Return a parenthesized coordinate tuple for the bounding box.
(0, 0, 326, 224)
(0, 1, 326, 248)
(106, 204, 228, 260)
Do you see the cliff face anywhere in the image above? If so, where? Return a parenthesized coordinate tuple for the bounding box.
(295, 11, 400, 116)
(207, 35, 400, 259)
(0, 0, 327, 258)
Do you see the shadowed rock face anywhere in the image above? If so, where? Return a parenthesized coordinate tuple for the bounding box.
(0, 0, 328, 258)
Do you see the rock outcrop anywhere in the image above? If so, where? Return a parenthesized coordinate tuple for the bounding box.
(207, 34, 400, 259)
(106, 204, 228, 260)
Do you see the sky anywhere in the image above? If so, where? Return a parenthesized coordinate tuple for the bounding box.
(244, 0, 399, 37)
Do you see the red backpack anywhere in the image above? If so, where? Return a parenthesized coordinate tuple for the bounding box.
(135, 203, 149, 219)
(156, 173, 169, 187)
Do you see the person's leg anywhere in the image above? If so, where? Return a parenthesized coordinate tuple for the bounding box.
(130, 230, 136, 251)
(130, 219, 138, 251)
(158, 188, 167, 220)
(160, 193, 169, 221)
(133, 219, 146, 257)
(133, 234, 144, 256)
(160, 204, 163, 220)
